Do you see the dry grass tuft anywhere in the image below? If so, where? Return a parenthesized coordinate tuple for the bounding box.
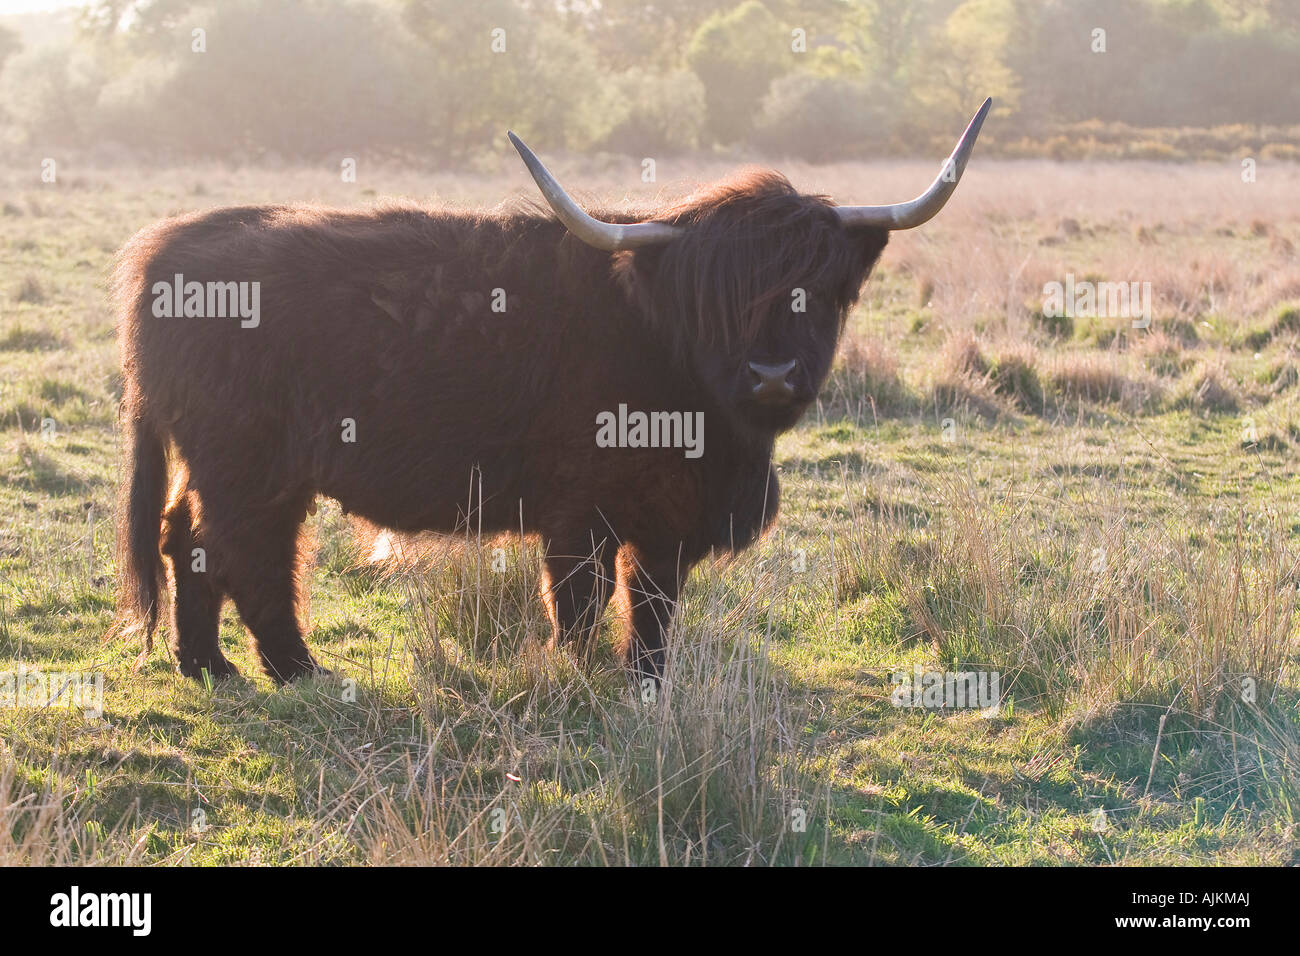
(15, 274, 46, 304)
(824, 337, 913, 420)
(340, 544, 828, 865)
(1182, 358, 1244, 413)
(1273, 304, 1300, 337)
(986, 343, 1044, 412)
(1264, 360, 1299, 395)
(929, 334, 1046, 415)
(939, 330, 988, 379)
(1047, 351, 1163, 412)
(935, 332, 1045, 416)
(917, 276, 935, 308)
(1133, 329, 1194, 377)
(837, 474, 1300, 725)
(930, 332, 1001, 418)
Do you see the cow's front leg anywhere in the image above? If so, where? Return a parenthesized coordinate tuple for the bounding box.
(615, 545, 686, 686)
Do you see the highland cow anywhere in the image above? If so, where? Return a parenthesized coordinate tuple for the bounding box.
(113, 100, 990, 684)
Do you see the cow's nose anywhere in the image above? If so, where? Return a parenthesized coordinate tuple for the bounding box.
(748, 360, 798, 404)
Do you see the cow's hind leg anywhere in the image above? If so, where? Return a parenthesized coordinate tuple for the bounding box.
(204, 498, 325, 684)
(542, 534, 617, 661)
(615, 546, 685, 685)
(161, 478, 238, 680)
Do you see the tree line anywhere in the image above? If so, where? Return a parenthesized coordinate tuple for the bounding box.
(1, 0, 1297, 164)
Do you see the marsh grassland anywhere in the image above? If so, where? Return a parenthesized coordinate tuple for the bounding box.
(1, 159, 1298, 864)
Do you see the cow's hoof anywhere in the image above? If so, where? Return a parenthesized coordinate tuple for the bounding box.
(262, 655, 332, 684)
(179, 656, 241, 682)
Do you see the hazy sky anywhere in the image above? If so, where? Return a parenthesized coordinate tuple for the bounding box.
(0, 0, 85, 13)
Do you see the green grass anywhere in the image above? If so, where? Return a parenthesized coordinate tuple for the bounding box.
(1, 164, 1298, 865)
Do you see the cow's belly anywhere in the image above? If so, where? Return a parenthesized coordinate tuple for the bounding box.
(317, 444, 528, 536)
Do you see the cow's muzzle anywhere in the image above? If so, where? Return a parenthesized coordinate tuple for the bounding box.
(748, 360, 798, 405)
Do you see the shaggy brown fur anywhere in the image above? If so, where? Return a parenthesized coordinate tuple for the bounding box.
(113, 170, 888, 683)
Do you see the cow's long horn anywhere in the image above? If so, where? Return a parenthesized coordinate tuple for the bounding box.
(836, 97, 992, 231)
(508, 131, 682, 250)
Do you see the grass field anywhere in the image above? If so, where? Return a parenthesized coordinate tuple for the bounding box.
(1, 158, 1298, 865)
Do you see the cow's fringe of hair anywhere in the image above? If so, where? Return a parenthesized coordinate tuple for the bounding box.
(647, 170, 875, 351)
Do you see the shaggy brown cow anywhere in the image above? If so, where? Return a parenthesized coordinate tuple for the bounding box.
(114, 100, 989, 684)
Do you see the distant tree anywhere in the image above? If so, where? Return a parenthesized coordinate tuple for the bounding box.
(861, 0, 937, 82)
(598, 67, 707, 155)
(1010, 0, 1300, 130)
(913, 0, 1020, 126)
(754, 71, 893, 159)
(3, 0, 1296, 163)
(0, 25, 20, 76)
(78, 0, 197, 49)
(404, 0, 617, 158)
(580, 0, 736, 69)
(1010, 0, 1168, 127)
(1143, 25, 1300, 126)
(687, 1, 793, 144)
(1262, 0, 1300, 31)
(61, 0, 426, 160)
(0, 43, 104, 148)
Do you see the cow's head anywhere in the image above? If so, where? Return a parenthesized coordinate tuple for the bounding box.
(509, 99, 990, 440)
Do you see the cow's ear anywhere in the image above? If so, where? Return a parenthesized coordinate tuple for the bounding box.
(854, 227, 889, 277)
(840, 227, 889, 305)
(611, 247, 665, 314)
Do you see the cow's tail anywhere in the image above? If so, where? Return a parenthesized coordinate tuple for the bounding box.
(113, 402, 167, 663)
